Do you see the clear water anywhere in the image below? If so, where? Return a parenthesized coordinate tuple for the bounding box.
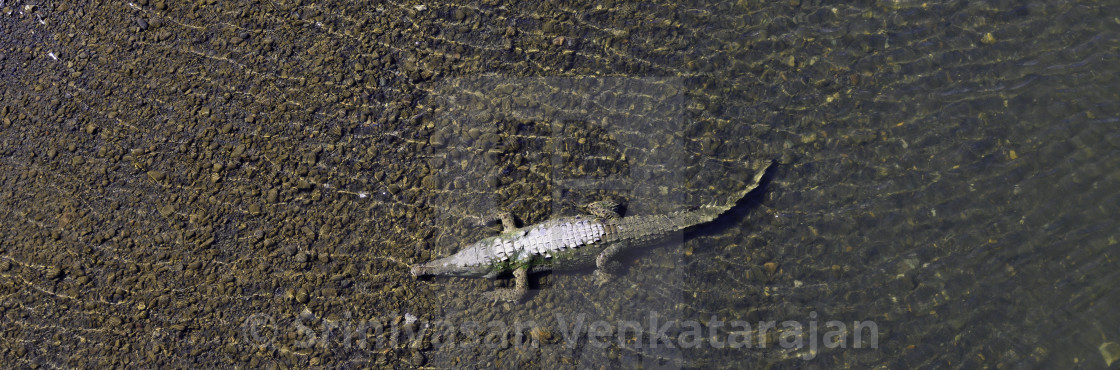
(0, 0, 1116, 367)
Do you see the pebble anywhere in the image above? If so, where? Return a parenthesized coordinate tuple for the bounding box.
(981, 33, 996, 45)
(46, 266, 64, 279)
(1101, 342, 1120, 366)
(746, 265, 764, 282)
(429, 132, 445, 147)
(530, 326, 554, 343)
(763, 262, 778, 274)
(800, 132, 816, 144)
(409, 351, 426, 366)
(421, 175, 440, 189)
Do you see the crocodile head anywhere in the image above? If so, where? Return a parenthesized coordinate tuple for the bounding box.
(409, 256, 493, 277)
(409, 240, 499, 278)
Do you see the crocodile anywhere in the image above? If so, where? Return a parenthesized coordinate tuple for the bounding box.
(410, 160, 772, 302)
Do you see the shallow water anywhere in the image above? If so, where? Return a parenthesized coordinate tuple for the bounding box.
(0, 0, 1117, 367)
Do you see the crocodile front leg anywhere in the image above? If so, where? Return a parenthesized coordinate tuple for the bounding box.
(497, 212, 518, 232)
(586, 200, 622, 219)
(471, 211, 519, 232)
(482, 266, 529, 303)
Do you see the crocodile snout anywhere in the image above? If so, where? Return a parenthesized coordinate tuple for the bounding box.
(410, 263, 437, 277)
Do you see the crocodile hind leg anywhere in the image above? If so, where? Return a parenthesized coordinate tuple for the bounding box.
(586, 200, 622, 219)
(593, 243, 626, 286)
(482, 266, 529, 303)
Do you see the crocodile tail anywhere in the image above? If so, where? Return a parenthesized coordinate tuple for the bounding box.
(725, 159, 771, 210)
(668, 159, 772, 230)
